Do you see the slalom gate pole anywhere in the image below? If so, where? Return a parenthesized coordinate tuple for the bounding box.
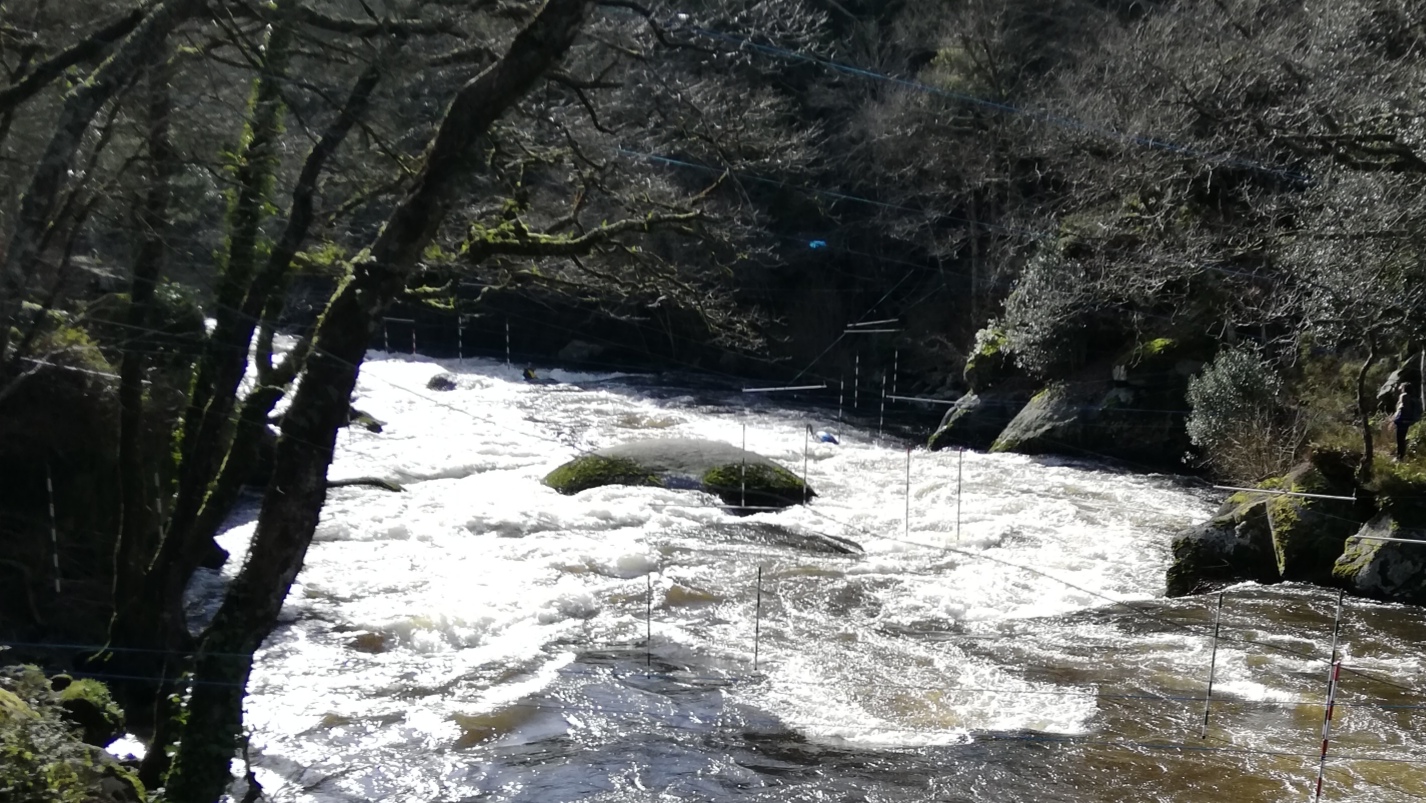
(955, 448, 964, 543)
(1312, 661, 1342, 800)
(1311, 590, 1347, 800)
(905, 447, 912, 539)
(1200, 591, 1224, 739)
(893, 349, 899, 395)
(383, 319, 390, 352)
(46, 465, 59, 593)
(879, 375, 886, 437)
(854, 354, 860, 409)
(802, 425, 810, 503)
(754, 567, 763, 673)
(838, 379, 844, 422)
(741, 423, 747, 508)
(646, 574, 653, 670)
(505, 319, 511, 366)
(457, 316, 464, 363)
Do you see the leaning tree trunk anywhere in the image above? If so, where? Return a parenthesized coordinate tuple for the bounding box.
(163, 2, 594, 798)
(113, 39, 389, 681)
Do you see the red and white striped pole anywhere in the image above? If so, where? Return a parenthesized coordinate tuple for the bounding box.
(1313, 660, 1342, 800)
(1313, 589, 1346, 800)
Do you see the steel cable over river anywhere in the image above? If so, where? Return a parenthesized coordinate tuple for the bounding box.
(167, 355, 1426, 803)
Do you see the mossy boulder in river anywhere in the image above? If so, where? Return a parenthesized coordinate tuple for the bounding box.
(544, 438, 814, 510)
(1258, 463, 1360, 584)
(1165, 498, 1280, 596)
(1166, 452, 1370, 598)
(1332, 515, 1426, 605)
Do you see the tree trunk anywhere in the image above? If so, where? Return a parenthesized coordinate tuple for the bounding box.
(1357, 336, 1379, 484)
(115, 38, 176, 609)
(163, 2, 593, 798)
(110, 39, 178, 731)
(117, 46, 388, 771)
(0, 0, 200, 360)
(167, 0, 301, 577)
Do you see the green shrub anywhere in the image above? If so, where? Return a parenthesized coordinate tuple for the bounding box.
(0, 667, 104, 803)
(1187, 348, 1304, 481)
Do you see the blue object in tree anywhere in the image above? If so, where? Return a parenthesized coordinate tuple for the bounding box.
(808, 239, 827, 249)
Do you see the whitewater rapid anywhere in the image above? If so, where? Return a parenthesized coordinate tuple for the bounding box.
(195, 355, 1426, 802)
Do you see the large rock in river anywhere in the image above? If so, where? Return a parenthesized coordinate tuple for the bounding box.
(1166, 498, 1281, 596)
(544, 438, 815, 510)
(1333, 515, 1426, 605)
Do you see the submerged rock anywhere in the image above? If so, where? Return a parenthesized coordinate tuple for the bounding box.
(426, 373, 459, 391)
(544, 438, 815, 510)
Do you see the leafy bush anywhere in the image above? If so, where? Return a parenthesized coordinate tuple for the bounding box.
(1187, 348, 1304, 481)
(0, 667, 97, 803)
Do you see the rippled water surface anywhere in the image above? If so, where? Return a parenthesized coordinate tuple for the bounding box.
(209, 356, 1426, 802)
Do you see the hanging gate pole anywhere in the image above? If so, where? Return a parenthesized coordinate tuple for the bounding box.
(955, 448, 964, 543)
(879, 375, 886, 437)
(740, 423, 747, 509)
(802, 425, 810, 503)
(46, 465, 60, 593)
(1313, 661, 1343, 801)
(1312, 589, 1346, 800)
(646, 574, 653, 670)
(1200, 591, 1224, 738)
(854, 354, 860, 409)
(754, 567, 763, 673)
(904, 447, 912, 539)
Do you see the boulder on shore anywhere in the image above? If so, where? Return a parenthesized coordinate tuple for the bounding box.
(544, 438, 815, 511)
(927, 385, 1034, 451)
(1164, 452, 1369, 598)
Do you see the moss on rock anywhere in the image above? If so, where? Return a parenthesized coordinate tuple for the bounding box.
(701, 461, 811, 508)
(543, 439, 814, 511)
(544, 455, 663, 495)
(1263, 463, 1361, 584)
(1166, 499, 1280, 596)
(964, 325, 1015, 392)
(1333, 515, 1426, 605)
(0, 666, 142, 803)
(57, 679, 124, 748)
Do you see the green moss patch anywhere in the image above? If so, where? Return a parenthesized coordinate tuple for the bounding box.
(57, 679, 124, 748)
(544, 455, 662, 495)
(701, 462, 812, 508)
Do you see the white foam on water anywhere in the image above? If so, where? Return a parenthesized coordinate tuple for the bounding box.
(225, 353, 1271, 797)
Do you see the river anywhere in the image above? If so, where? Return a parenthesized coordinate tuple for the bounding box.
(196, 355, 1426, 802)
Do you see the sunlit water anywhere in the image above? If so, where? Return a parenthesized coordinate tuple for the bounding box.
(198, 356, 1426, 802)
